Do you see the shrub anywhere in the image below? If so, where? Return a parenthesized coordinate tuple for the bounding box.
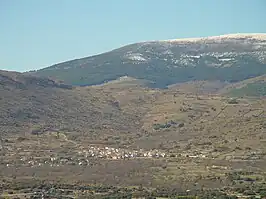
(228, 98, 238, 104)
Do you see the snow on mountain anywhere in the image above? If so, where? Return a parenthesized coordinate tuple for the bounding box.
(124, 53, 147, 62)
(162, 33, 266, 43)
(34, 33, 266, 88)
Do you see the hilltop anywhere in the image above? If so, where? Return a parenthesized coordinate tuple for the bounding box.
(33, 33, 266, 88)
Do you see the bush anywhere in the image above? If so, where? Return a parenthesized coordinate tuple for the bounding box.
(153, 123, 171, 130)
(260, 190, 266, 197)
(228, 98, 239, 104)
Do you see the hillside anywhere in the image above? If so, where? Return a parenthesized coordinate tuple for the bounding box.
(33, 33, 266, 88)
(0, 70, 141, 139)
(167, 75, 266, 97)
(220, 74, 266, 97)
(91, 75, 155, 89)
(1, 69, 266, 198)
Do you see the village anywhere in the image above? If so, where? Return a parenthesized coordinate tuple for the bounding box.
(2, 142, 264, 169)
(2, 145, 168, 168)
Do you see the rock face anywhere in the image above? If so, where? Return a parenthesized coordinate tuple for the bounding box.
(33, 34, 266, 88)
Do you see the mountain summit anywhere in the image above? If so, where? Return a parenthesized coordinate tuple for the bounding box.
(163, 33, 266, 42)
(33, 34, 266, 88)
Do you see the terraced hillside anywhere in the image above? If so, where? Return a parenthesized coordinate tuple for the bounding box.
(33, 34, 266, 88)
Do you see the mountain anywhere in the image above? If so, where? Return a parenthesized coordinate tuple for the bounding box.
(0, 70, 141, 137)
(33, 33, 266, 88)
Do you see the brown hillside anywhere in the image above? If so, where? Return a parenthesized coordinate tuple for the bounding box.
(0, 70, 266, 198)
(0, 70, 141, 139)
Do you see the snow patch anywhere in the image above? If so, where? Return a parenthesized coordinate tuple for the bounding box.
(125, 53, 147, 61)
(188, 55, 201, 58)
(219, 58, 233, 61)
(161, 33, 266, 43)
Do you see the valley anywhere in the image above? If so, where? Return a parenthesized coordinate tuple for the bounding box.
(1, 68, 266, 198)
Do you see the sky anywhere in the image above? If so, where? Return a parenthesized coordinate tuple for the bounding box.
(1, 0, 266, 72)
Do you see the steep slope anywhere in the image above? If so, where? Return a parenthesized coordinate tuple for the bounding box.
(0, 70, 141, 137)
(33, 34, 266, 88)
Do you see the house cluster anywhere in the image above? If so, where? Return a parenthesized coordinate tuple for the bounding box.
(4, 146, 167, 168)
(180, 149, 210, 159)
(79, 146, 167, 160)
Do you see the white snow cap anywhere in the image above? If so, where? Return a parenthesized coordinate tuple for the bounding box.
(162, 33, 266, 43)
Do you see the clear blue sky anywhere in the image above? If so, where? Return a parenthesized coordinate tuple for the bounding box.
(1, 0, 266, 72)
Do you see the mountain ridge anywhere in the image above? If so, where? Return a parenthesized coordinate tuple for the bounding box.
(33, 33, 266, 88)
(31, 33, 266, 69)
(162, 33, 266, 42)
